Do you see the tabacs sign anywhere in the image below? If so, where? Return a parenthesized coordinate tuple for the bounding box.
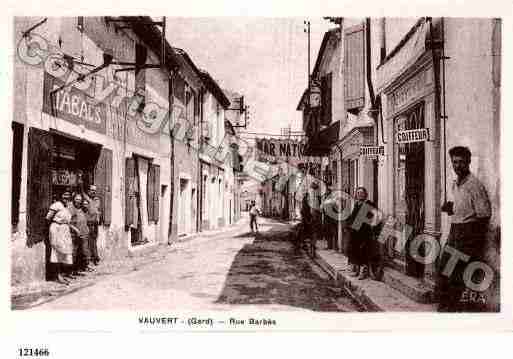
(396, 128, 430, 144)
(43, 73, 107, 134)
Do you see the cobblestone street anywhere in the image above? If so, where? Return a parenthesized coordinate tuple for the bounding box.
(22, 217, 360, 312)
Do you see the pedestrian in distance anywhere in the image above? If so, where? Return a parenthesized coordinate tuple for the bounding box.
(438, 146, 492, 312)
(249, 200, 261, 233)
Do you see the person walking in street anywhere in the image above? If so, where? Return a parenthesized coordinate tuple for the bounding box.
(83, 185, 101, 265)
(249, 200, 261, 233)
(345, 186, 376, 280)
(45, 192, 74, 285)
(439, 146, 492, 312)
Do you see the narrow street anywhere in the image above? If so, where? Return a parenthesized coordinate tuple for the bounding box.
(28, 216, 360, 312)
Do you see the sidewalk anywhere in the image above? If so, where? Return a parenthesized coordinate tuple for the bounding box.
(310, 240, 437, 312)
(11, 220, 245, 310)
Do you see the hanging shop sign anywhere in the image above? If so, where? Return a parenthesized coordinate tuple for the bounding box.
(43, 73, 107, 134)
(256, 138, 307, 162)
(360, 145, 385, 157)
(309, 84, 322, 108)
(396, 128, 430, 144)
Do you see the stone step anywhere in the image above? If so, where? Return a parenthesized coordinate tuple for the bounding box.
(313, 249, 437, 312)
(382, 266, 435, 304)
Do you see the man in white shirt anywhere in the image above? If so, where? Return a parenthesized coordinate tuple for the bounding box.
(249, 201, 260, 233)
(439, 146, 492, 312)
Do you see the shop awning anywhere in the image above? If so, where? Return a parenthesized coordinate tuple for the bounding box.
(376, 18, 430, 93)
(303, 120, 340, 156)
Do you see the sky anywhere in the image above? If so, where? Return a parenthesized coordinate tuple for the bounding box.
(165, 18, 334, 136)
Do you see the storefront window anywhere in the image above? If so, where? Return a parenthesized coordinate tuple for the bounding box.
(51, 133, 100, 201)
(393, 102, 426, 277)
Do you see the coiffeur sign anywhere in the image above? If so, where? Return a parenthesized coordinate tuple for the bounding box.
(43, 72, 107, 134)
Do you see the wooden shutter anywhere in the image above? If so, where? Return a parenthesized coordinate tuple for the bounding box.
(345, 23, 365, 111)
(147, 163, 155, 222)
(125, 157, 136, 227)
(153, 164, 160, 223)
(321, 73, 333, 126)
(135, 43, 146, 94)
(94, 148, 112, 226)
(341, 159, 350, 194)
(174, 75, 185, 104)
(27, 128, 52, 246)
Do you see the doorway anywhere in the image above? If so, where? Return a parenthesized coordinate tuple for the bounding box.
(394, 103, 425, 277)
(11, 122, 24, 231)
(178, 177, 191, 236)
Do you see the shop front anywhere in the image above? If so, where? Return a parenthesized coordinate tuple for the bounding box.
(379, 47, 441, 280)
(23, 72, 113, 281)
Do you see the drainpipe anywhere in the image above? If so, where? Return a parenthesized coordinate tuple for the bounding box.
(168, 71, 175, 244)
(440, 18, 448, 203)
(365, 18, 380, 205)
(197, 89, 204, 232)
(427, 17, 446, 201)
(379, 18, 387, 145)
(365, 18, 378, 145)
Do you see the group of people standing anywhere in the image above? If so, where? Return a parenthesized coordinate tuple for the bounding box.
(46, 185, 102, 285)
(301, 183, 379, 280)
(298, 145, 493, 312)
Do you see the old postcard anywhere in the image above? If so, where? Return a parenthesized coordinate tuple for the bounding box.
(2, 1, 513, 354)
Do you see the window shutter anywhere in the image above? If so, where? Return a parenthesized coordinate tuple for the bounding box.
(147, 164, 155, 222)
(94, 147, 112, 226)
(125, 157, 136, 227)
(341, 159, 350, 194)
(193, 92, 200, 125)
(135, 43, 146, 95)
(321, 73, 333, 126)
(103, 148, 112, 226)
(345, 23, 365, 112)
(174, 75, 185, 104)
(153, 164, 160, 223)
(27, 128, 53, 246)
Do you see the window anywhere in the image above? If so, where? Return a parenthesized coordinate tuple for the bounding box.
(77, 17, 84, 33)
(348, 158, 359, 196)
(193, 91, 200, 125)
(173, 75, 186, 104)
(135, 43, 146, 103)
(345, 23, 365, 113)
(332, 160, 338, 185)
(321, 72, 332, 126)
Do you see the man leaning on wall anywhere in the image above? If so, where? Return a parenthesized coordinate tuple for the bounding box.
(438, 146, 492, 312)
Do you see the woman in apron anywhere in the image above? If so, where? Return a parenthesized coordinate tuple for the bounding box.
(46, 192, 76, 285)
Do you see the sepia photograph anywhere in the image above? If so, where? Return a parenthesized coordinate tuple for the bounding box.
(8, 13, 503, 319)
